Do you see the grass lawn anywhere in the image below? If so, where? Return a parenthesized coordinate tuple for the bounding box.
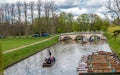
(104, 32, 120, 57)
(0, 36, 50, 51)
(0, 44, 4, 75)
(3, 35, 59, 68)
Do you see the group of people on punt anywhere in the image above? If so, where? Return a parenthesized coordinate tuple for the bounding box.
(45, 49, 55, 64)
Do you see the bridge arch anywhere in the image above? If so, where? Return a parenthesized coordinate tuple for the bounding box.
(89, 35, 101, 42)
(62, 36, 72, 41)
(75, 35, 87, 40)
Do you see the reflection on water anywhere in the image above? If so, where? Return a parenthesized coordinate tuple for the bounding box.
(4, 40, 111, 75)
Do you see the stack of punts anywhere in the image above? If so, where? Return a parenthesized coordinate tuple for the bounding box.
(77, 55, 88, 73)
(77, 51, 120, 75)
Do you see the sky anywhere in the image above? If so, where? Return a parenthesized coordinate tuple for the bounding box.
(0, 0, 111, 20)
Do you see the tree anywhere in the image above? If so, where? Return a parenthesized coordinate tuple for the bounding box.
(0, 4, 3, 35)
(72, 20, 80, 32)
(23, 1, 28, 35)
(49, 1, 57, 34)
(106, 0, 120, 25)
(102, 19, 110, 31)
(58, 12, 74, 33)
(44, 1, 51, 33)
(66, 13, 73, 32)
(9, 3, 16, 37)
(112, 17, 120, 25)
(30, 1, 34, 34)
(3, 3, 11, 36)
(94, 16, 103, 31)
(10, 3, 15, 25)
(77, 14, 90, 31)
(17, 2, 22, 36)
(58, 12, 67, 33)
(37, 0, 42, 35)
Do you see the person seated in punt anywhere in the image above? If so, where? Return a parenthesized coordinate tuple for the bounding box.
(43, 48, 56, 66)
(44, 56, 55, 64)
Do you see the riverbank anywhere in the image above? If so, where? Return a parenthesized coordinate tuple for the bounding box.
(3, 35, 59, 69)
(0, 36, 50, 51)
(104, 32, 120, 58)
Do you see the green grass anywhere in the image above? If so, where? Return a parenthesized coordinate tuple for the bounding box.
(0, 44, 4, 75)
(3, 35, 59, 68)
(104, 32, 120, 57)
(0, 36, 50, 51)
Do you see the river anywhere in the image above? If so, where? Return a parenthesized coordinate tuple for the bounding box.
(4, 40, 112, 75)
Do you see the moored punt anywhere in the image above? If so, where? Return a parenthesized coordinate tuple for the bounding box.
(43, 61, 55, 67)
(42, 57, 56, 67)
(77, 51, 120, 75)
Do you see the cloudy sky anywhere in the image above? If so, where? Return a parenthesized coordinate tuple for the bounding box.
(0, 0, 110, 19)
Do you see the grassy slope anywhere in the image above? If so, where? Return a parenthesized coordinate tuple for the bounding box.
(0, 36, 50, 51)
(104, 32, 120, 57)
(3, 35, 59, 68)
(0, 44, 4, 75)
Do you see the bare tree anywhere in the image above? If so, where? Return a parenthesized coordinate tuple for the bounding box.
(37, 0, 42, 35)
(0, 4, 2, 35)
(23, 1, 28, 35)
(30, 1, 34, 34)
(3, 3, 10, 36)
(0, 4, 5, 36)
(49, 1, 57, 34)
(9, 3, 16, 37)
(0, 4, 3, 25)
(106, 0, 120, 25)
(44, 1, 51, 33)
(10, 3, 15, 25)
(16, 2, 22, 36)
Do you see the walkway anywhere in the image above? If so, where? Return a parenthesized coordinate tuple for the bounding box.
(3, 35, 58, 54)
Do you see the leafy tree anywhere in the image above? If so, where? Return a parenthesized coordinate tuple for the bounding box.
(58, 12, 67, 33)
(58, 12, 73, 33)
(77, 14, 90, 31)
(112, 17, 120, 25)
(94, 16, 103, 31)
(102, 19, 110, 31)
(72, 21, 80, 32)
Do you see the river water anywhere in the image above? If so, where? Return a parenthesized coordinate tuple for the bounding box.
(4, 40, 112, 75)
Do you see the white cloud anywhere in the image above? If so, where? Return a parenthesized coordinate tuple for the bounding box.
(95, 6, 108, 13)
(55, 0, 80, 6)
(60, 7, 88, 16)
(86, 0, 106, 8)
(96, 13, 106, 19)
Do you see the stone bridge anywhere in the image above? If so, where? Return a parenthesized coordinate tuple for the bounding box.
(59, 32, 106, 41)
